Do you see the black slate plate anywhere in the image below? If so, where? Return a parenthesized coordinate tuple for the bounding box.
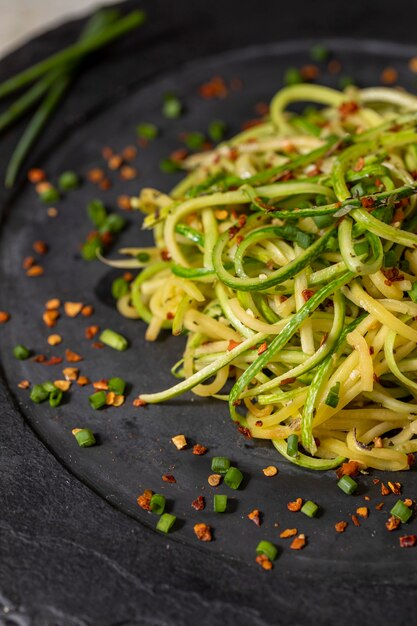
(2, 2, 417, 625)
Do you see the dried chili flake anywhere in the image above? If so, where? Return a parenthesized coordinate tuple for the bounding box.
(120, 165, 137, 180)
(300, 64, 319, 80)
(198, 76, 228, 99)
(108, 154, 123, 170)
(64, 302, 83, 317)
(87, 168, 105, 183)
(301, 289, 315, 302)
(117, 195, 132, 211)
(262, 466, 278, 477)
(81, 305, 94, 317)
(382, 268, 404, 286)
(373, 478, 380, 485)
(381, 67, 398, 85)
(353, 157, 365, 172)
(194, 523, 212, 542)
(257, 342, 268, 355)
(287, 498, 303, 512)
(0, 311, 10, 324)
(42, 310, 59, 327)
(122, 145, 137, 161)
(133, 397, 147, 407)
(356, 507, 369, 519)
(388, 481, 402, 495)
(227, 340, 242, 351)
(162, 474, 176, 483)
(399, 535, 417, 548)
(338, 101, 359, 118)
(93, 380, 108, 390)
(65, 349, 83, 362)
(280, 528, 298, 538)
(161, 249, 171, 261)
(47, 334, 62, 346)
(32, 240, 48, 255)
(54, 380, 71, 391)
(290, 534, 306, 550)
(361, 197, 375, 209)
(77, 376, 90, 386)
(281, 377, 296, 385)
(18, 380, 30, 389)
(22, 256, 35, 270)
(26, 265, 44, 277)
(28, 168, 46, 183)
(256, 554, 273, 570)
(63, 367, 79, 381)
(191, 496, 205, 511)
(336, 461, 360, 479)
(335, 521, 348, 533)
(386, 515, 401, 532)
(392, 208, 405, 224)
(137, 489, 153, 511)
(351, 514, 360, 527)
(237, 425, 252, 439)
(32, 354, 46, 363)
(248, 509, 262, 526)
(46, 298, 61, 310)
(193, 444, 207, 456)
(44, 356, 63, 366)
(85, 325, 100, 340)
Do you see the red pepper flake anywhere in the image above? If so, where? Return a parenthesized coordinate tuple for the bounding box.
(192, 444, 207, 456)
(257, 342, 268, 355)
(117, 195, 132, 211)
(120, 165, 137, 180)
(81, 305, 94, 317)
(166, 312, 174, 320)
(407, 453, 416, 468)
(101, 146, 113, 160)
(193, 523, 212, 541)
(23, 256, 35, 270)
(392, 208, 405, 224)
(241, 118, 264, 131)
(254, 101, 269, 116)
(32, 354, 46, 363)
(108, 154, 123, 170)
(227, 340, 242, 351)
(388, 481, 402, 495)
(92, 341, 104, 349)
(161, 249, 171, 261)
(356, 507, 369, 519)
(191, 495, 205, 511)
(386, 516, 401, 532)
(335, 521, 348, 533)
(133, 397, 147, 407)
(375, 502, 385, 511)
(281, 377, 296, 385)
(44, 356, 63, 366)
(351, 514, 360, 527)
(33, 240, 48, 255)
(404, 498, 413, 507)
(336, 460, 360, 479)
(338, 101, 359, 118)
(198, 76, 228, 99)
(18, 380, 31, 389)
(373, 373, 380, 383)
(85, 325, 100, 340)
(247, 509, 262, 526)
(65, 349, 83, 363)
(353, 157, 365, 172)
(92, 380, 109, 391)
(237, 425, 252, 439)
(26, 265, 44, 277)
(399, 535, 417, 548)
(0, 311, 10, 324)
(137, 489, 153, 511)
(382, 268, 404, 286)
(290, 534, 306, 550)
(28, 168, 46, 183)
(122, 145, 137, 161)
(373, 478, 380, 485)
(361, 197, 375, 209)
(287, 498, 303, 512)
(301, 289, 315, 302)
(255, 554, 273, 570)
(381, 483, 390, 496)
(280, 528, 298, 538)
(300, 64, 319, 80)
(381, 67, 398, 85)
(87, 168, 105, 183)
(162, 474, 176, 483)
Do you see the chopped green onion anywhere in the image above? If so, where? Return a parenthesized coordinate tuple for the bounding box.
(339, 76, 354, 89)
(159, 158, 182, 174)
(49, 388, 63, 407)
(286, 434, 299, 458)
(58, 170, 79, 191)
(42, 381, 57, 393)
(81, 234, 102, 261)
(310, 45, 329, 62)
(313, 214, 334, 228)
(100, 213, 126, 234)
(214, 494, 228, 513)
(409, 282, 417, 303)
(156, 512, 176, 533)
(29, 384, 50, 403)
(162, 94, 183, 119)
(73, 428, 96, 448)
(150, 493, 166, 515)
(13, 344, 30, 360)
(99, 328, 129, 351)
(137, 251, 150, 262)
(383, 250, 397, 268)
(351, 182, 366, 197)
(108, 377, 126, 395)
(224, 466, 243, 490)
(89, 390, 107, 410)
(208, 120, 226, 143)
(39, 187, 60, 204)
(390, 499, 413, 523)
(283, 67, 303, 86)
(184, 132, 205, 151)
(87, 199, 107, 228)
(211, 456, 231, 474)
(301, 500, 319, 518)
(136, 122, 158, 140)
(325, 381, 340, 408)
(353, 241, 369, 256)
(256, 540, 278, 561)
(111, 277, 129, 299)
(337, 475, 358, 495)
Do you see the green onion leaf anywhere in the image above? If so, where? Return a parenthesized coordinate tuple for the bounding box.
(286, 434, 299, 458)
(108, 377, 126, 395)
(208, 120, 227, 143)
(89, 390, 107, 410)
(30, 384, 50, 403)
(136, 123, 159, 140)
(111, 277, 129, 299)
(224, 466, 243, 490)
(99, 328, 129, 351)
(256, 540, 278, 561)
(337, 475, 358, 495)
(73, 428, 96, 448)
(150, 493, 166, 515)
(87, 199, 107, 228)
(13, 344, 30, 360)
(214, 494, 228, 513)
(156, 512, 176, 533)
(58, 170, 79, 191)
(49, 388, 63, 407)
(162, 94, 183, 119)
(325, 381, 340, 408)
(211, 457, 231, 474)
(301, 500, 319, 518)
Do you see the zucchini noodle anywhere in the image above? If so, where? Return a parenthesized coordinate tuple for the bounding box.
(108, 82, 417, 471)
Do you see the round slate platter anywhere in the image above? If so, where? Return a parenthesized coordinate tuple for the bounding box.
(2, 2, 417, 625)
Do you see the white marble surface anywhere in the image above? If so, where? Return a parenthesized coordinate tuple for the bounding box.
(0, 0, 123, 58)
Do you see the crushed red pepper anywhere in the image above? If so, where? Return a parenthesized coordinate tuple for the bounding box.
(280, 528, 298, 538)
(287, 498, 303, 512)
(191, 496, 205, 511)
(247, 509, 262, 526)
(335, 521, 348, 533)
(386, 516, 401, 532)
(192, 444, 207, 456)
(193, 523, 212, 541)
(290, 534, 306, 550)
(162, 474, 176, 483)
(255, 554, 273, 570)
(137, 490, 153, 511)
(399, 535, 417, 548)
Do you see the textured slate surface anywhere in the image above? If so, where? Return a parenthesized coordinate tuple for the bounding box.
(2, 1, 417, 624)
